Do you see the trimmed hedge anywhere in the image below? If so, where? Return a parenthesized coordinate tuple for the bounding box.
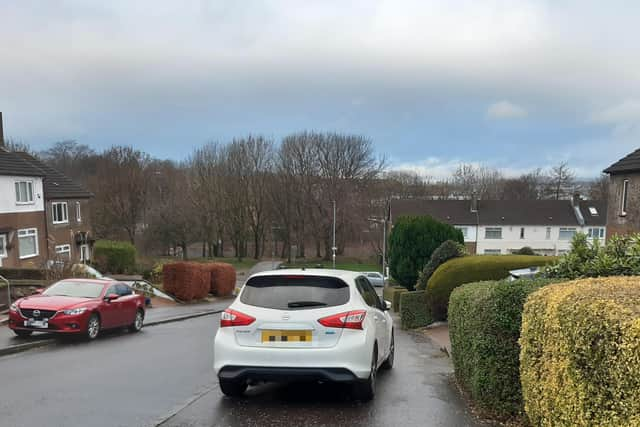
(388, 215, 464, 290)
(162, 262, 210, 301)
(92, 240, 136, 274)
(520, 277, 640, 426)
(416, 240, 466, 290)
(426, 255, 556, 321)
(400, 291, 432, 329)
(204, 263, 236, 297)
(448, 278, 561, 417)
(383, 286, 408, 312)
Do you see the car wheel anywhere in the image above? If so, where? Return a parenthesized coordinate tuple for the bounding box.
(13, 330, 33, 338)
(381, 331, 394, 370)
(129, 309, 144, 333)
(352, 346, 377, 402)
(219, 378, 247, 397)
(86, 313, 100, 341)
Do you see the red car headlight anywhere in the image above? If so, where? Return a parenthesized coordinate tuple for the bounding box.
(63, 308, 87, 316)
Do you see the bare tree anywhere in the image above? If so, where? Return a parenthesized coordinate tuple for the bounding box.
(588, 174, 610, 200)
(500, 168, 545, 200)
(91, 146, 151, 244)
(545, 161, 576, 200)
(453, 163, 504, 199)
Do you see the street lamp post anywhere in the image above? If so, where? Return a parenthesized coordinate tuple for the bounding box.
(367, 216, 388, 284)
(332, 200, 337, 269)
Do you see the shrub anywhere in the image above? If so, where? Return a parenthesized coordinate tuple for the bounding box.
(546, 233, 640, 279)
(513, 246, 535, 255)
(520, 277, 640, 426)
(162, 262, 210, 301)
(416, 240, 466, 290)
(204, 263, 236, 296)
(448, 278, 562, 417)
(388, 216, 463, 290)
(92, 240, 136, 274)
(383, 286, 408, 312)
(400, 291, 431, 329)
(426, 255, 556, 321)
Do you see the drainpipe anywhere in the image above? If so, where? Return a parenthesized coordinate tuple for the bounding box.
(0, 274, 10, 308)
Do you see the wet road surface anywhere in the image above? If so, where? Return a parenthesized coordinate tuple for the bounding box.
(0, 312, 482, 427)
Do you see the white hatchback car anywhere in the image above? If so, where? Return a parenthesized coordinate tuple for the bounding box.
(213, 269, 394, 401)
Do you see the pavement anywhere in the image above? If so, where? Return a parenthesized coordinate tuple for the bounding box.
(0, 313, 481, 427)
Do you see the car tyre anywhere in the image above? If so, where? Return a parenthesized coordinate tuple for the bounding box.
(352, 347, 377, 402)
(13, 330, 33, 338)
(219, 378, 247, 397)
(86, 313, 100, 341)
(381, 331, 394, 370)
(129, 309, 144, 333)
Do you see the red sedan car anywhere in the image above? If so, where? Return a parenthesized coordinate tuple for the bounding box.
(9, 278, 145, 340)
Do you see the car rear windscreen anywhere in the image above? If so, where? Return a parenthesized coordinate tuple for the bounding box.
(240, 275, 350, 310)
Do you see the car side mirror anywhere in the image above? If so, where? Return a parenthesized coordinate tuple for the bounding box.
(384, 300, 392, 311)
(32, 288, 44, 295)
(105, 293, 119, 302)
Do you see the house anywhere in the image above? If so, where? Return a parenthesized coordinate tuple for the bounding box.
(15, 153, 94, 264)
(391, 196, 607, 256)
(0, 112, 94, 268)
(0, 148, 48, 267)
(604, 148, 640, 237)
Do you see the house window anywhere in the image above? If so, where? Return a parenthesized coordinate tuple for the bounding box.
(559, 227, 577, 240)
(485, 227, 502, 239)
(76, 202, 82, 222)
(546, 227, 551, 240)
(484, 249, 501, 255)
(588, 228, 605, 240)
(520, 227, 525, 239)
(18, 228, 38, 259)
(55, 244, 71, 259)
(455, 226, 468, 239)
(52, 202, 69, 224)
(15, 181, 34, 204)
(621, 180, 629, 216)
(0, 234, 7, 258)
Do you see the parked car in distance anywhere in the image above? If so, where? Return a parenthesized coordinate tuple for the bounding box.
(364, 271, 385, 287)
(8, 279, 145, 340)
(214, 269, 394, 401)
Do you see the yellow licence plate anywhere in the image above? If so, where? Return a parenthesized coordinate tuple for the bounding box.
(261, 330, 312, 343)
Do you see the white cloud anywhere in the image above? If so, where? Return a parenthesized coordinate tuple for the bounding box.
(486, 101, 528, 119)
(591, 100, 640, 125)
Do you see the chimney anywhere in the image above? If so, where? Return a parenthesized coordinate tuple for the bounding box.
(571, 193, 580, 208)
(470, 192, 478, 213)
(571, 193, 585, 226)
(0, 112, 4, 147)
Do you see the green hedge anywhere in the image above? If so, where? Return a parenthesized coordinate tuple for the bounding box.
(92, 240, 137, 274)
(426, 255, 556, 321)
(416, 240, 466, 291)
(400, 291, 432, 329)
(383, 286, 408, 312)
(520, 277, 640, 426)
(448, 278, 562, 417)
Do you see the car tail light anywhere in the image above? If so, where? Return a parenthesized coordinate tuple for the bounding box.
(318, 310, 366, 330)
(220, 309, 255, 327)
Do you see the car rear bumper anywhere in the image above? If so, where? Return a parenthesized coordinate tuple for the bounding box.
(218, 366, 359, 383)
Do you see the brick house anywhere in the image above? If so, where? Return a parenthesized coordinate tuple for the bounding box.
(15, 153, 94, 264)
(604, 148, 640, 236)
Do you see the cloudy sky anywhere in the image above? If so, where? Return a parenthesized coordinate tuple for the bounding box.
(1, 0, 640, 178)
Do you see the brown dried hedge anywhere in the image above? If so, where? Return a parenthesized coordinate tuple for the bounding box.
(162, 262, 210, 301)
(204, 263, 236, 296)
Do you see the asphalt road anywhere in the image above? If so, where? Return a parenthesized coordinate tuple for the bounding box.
(0, 312, 481, 427)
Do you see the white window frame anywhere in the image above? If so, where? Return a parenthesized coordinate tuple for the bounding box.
(15, 180, 35, 205)
(0, 234, 7, 258)
(588, 228, 605, 240)
(484, 227, 502, 240)
(76, 202, 82, 222)
(18, 228, 39, 259)
(52, 202, 69, 224)
(559, 227, 577, 240)
(484, 249, 501, 255)
(455, 226, 469, 239)
(621, 179, 629, 216)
